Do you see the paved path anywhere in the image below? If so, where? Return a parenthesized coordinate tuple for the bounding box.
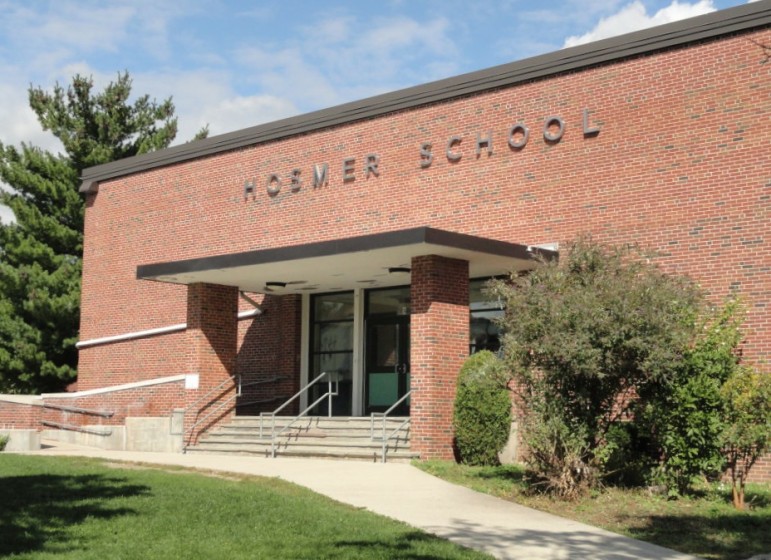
(22, 443, 701, 560)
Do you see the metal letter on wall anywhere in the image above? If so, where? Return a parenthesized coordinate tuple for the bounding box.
(290, 169, 302, 192)
(365, 154, 380, 178)
(342, 157, 356, 182)
(476, 131, 493, 157)
(446, 136, 462, 162)
(420, 142, 433, 168)
(543, 117, 565, 143)
(313, 163, 329, 188)
(583, 108, 600, 137)
(243, 179, 256, 200)
(508, 123, 529, 150)
(266, 173, 281, 196)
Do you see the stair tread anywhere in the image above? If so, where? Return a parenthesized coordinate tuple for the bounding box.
(187, 416, 413, 462)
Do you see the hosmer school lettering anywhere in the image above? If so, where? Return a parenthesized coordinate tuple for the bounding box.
(243, 109, 601, 198)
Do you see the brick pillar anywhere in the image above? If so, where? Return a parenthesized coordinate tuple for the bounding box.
(410, 255, 469, 459)
(185, 283, 239, 444)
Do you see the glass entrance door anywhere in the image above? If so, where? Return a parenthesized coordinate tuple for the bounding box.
(309, 292, 354, 416)
(365, 287, 410, 415)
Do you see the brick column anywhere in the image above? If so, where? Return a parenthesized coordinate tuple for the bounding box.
(185, 283, 239, 444)
(410, 255, 469, 459)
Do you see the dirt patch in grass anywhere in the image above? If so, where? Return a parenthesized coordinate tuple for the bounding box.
(100, 461, 247, 481)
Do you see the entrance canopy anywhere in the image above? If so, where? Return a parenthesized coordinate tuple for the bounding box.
(137, 227, 556, 294)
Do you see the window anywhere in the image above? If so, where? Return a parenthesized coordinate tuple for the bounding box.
(469, 278, 503, 354)
(309, 292, 354, 415)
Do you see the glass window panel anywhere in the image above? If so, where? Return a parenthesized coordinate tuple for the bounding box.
(367, 287, 410, 316)
(314, 292, 354, 321)
(372, 324, 398, 368)
(314, 323, 353, 353)
(470, 279, 502, 311)
(316, 353, 353, 381)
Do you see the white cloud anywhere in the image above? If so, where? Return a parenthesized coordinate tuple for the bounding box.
(131, 70, 300, 141)
(196, 95, 299, 138)
(232, 14, 460, 112)
(0, 76, 65, 153)
(563, 0, 717, 47)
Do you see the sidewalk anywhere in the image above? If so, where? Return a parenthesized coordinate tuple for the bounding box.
(22, 442, 701, 560)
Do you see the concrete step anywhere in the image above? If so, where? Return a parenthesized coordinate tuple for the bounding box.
(228, 416, 409, 430)
(213, 425, 410, 439)
(196, 436, 411, 450)
(187, 415, 414, 462)
(186, 443, 419, 462)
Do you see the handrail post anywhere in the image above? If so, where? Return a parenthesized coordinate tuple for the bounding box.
(382, 414, 387, 444)
(370, 390, 411, 463)
(256, 371, 342, 458)
(327, 379, 331, 417)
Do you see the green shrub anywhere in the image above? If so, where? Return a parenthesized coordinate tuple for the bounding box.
(0, 434, 8, 452)
(489, 237, 703, 498)
(641, 300, 744, 497)
(597, 422, 654, 488)
(720, 366, 771, 509)
(453, 350, 512, 466)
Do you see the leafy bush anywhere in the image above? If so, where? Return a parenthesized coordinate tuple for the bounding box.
(453, 350, 512, 466)
(490, 236, 703, 498)
(641, 301, 744, 496)
(597, 422, 654, 488)
(720, 367, 771, 509)
(0, 434, 8, 452)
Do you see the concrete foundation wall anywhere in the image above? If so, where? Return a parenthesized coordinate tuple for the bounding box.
(41, 413, 183, 453)
(0, 429, 41, 452)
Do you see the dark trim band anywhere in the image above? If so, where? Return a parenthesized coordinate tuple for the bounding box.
(137, 227, 556, 280)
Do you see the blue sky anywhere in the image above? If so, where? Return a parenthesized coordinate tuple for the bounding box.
(0, 0, 760, 191)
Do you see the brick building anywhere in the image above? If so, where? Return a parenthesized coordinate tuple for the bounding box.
(1, 3, 769, 476)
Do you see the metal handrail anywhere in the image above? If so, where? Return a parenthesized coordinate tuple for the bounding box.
(235, 395, 288, 408)
(183, 375, 240, 451)
(233, 374, 289, 408)
(239, 375, 287, 392)
(370, 390, 411, 463)
(42, 420, 112, 436)
(259, 371, 338, 457)
(43, 403, 114, 418)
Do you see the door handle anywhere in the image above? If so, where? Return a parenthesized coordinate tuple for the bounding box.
(396, 363, 408, 375)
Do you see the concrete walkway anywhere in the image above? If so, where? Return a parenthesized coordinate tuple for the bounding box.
(21, 442, 701, 560)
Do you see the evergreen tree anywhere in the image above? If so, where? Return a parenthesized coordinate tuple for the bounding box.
(0, 72, 203, 393)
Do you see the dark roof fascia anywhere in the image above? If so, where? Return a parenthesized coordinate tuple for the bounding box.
(136, 226, 557, 280)
(81, 2, 771, 193)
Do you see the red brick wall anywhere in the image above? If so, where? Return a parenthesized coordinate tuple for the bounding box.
(42, 382, 185, 429)
(236, 294, 302, 415)
(749, 457, 771, 483)
(410, 255, 469, 458)
(80, 29, 770, 381)
(77, 332, 187, 390)
(0, 400, 42, 430)
(77, 28, 771, 472)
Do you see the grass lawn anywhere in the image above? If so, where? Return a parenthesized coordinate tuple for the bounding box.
(416, 460, 771, 560)
(0, 454, 492, 560)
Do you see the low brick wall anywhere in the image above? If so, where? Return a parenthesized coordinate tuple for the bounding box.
(0, 396, 43, 430)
